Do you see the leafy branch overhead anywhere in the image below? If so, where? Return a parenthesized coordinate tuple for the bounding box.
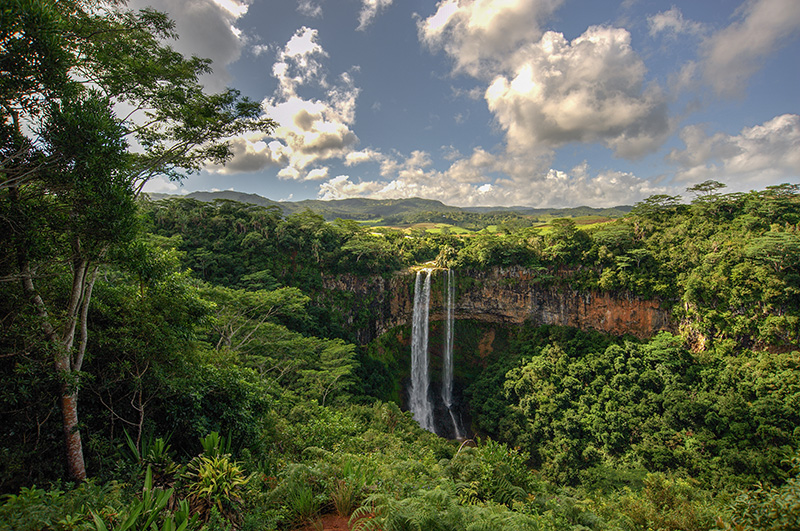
(1, 0, 276, 192)
(0, 0, 276, 481)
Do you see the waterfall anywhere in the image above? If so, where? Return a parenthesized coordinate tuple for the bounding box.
(409, 269, 434, 432)
(442, 269, 464, 438)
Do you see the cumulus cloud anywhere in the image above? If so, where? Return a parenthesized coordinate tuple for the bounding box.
(127, 0, 251, 92)
(529, 165, 672, 207)
(344, 148, 384, 166)
(213, 136, 287, 175)
(419, 3, 670, 159)
(358, 0, 393, 30)
(273, 26, 329, 96)
(702, 0, 800, 96)
(141, 175, 187, 194)
(318, 148, 500, 204)
(209, 27, 361, 180)
(306, 167, 330, 180)
(317, 173, 499, 205)
(485, 26, 670, 158)
(297, 0, 323, 17)
(318, 146, 669, 207)
(418, 0, 565, 78)
(648, 6, 705, 38)
(316, 167, 670, 207)
(318, 175, 387, 199)
(263, 90, 359, 175)
(668, 114, 800, 189)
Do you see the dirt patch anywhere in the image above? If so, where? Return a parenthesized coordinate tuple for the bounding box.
(293, 512, 381, 531)
(293, 513, 351, 531)
(477, 329, 495, 358)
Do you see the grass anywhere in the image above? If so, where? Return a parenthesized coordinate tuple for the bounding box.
(358, 216, 615, 234)
(424, 224, 473, 235)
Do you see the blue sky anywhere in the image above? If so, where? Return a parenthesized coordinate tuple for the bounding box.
(137, 0, 800, 207)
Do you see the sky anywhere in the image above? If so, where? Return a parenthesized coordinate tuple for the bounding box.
(136, 0, 800, 208)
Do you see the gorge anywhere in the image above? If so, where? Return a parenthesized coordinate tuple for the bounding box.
(322, 265, 674, 436)
(321, 265, 673, 346)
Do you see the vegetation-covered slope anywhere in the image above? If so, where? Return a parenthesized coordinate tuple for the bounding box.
(143, 182, 799, 352)
(153, 189, 631, 228)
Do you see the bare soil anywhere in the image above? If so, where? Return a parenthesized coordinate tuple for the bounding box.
(292, 513, 353, 531)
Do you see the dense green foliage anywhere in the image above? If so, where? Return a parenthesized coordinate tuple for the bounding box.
(2, 0, 275, 481)
(4, 184, 799, 529)
(465, 327, 800, 489)
(145, 183, 799, 351)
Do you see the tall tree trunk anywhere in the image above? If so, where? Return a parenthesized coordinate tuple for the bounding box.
(19, 253, 90, 481)
(58, 263, 98, 482)
(59, 385, 87, 480)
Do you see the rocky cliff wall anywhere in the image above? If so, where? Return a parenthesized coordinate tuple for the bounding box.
(321, 266, 672, 344)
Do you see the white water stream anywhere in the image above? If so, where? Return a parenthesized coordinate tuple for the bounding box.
(409, 269, 434, 431)
(442, 269, 464, 438)
(409, 268, 463, 437)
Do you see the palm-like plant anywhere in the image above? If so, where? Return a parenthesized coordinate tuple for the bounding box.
(91, 466, 197, 531)
(183, 454, 251, 525)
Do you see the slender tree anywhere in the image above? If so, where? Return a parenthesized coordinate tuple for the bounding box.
(1, 0, 275, 480)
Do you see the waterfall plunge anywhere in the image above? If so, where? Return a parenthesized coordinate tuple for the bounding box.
(409, 268, 463, 438)
(409, 270, 434, 432)
(442, 269, 464, 439)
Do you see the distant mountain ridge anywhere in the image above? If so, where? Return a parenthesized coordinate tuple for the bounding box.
(145, 190, 632, 221)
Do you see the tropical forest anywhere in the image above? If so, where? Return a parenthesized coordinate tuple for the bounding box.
(2, 2, 800, 531)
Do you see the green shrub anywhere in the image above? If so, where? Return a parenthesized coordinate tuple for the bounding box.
(722, 455, 800, 531)
(91, 467, 197, 531)
(183, 454, 251, 525)
(268, 464, 327, 525)
(446, 439, 531, 506)
(603, 472, 717, 531)
(0, 481, 122, 531)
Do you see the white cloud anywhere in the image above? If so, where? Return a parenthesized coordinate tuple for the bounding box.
(251, 44, 271, 56)
(485, 26, 670, 158)
(648, 7, 705, 38)
(127, 0, 251, 92)
(273, 26, 329, 96)
(344, 148, 384, 166)
(315, 166, 668, 207)
(210, 0, 249, 18)
(702, 0, 800, 96)
(306, 167, 330, 180)
(141, 176, 186, 194)
(297, 0, 323, 17)
(259, 94, 359, 178)
(358, 0, 393, 30)
(318, 175, 387, 199)
(668, 114, 800, 189)
(318, 148, 501, 205)
(213, 135, 287, 174)
(528, 166, 671, 207)
(405, 150, 433, 169)
(419, 3, 670, 159)
(210, 27, 361, 180)
(418, 0, 565, 78)
(317, 146, 669, 207)
(440, 147, 498, 183)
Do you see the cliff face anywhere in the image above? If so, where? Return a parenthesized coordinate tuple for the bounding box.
(321, 266, 671, 344)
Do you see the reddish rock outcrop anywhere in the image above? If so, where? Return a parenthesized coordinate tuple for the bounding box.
(321, 266, 672, 344)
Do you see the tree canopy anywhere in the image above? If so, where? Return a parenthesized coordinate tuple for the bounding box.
(1, 0, 274, 480)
